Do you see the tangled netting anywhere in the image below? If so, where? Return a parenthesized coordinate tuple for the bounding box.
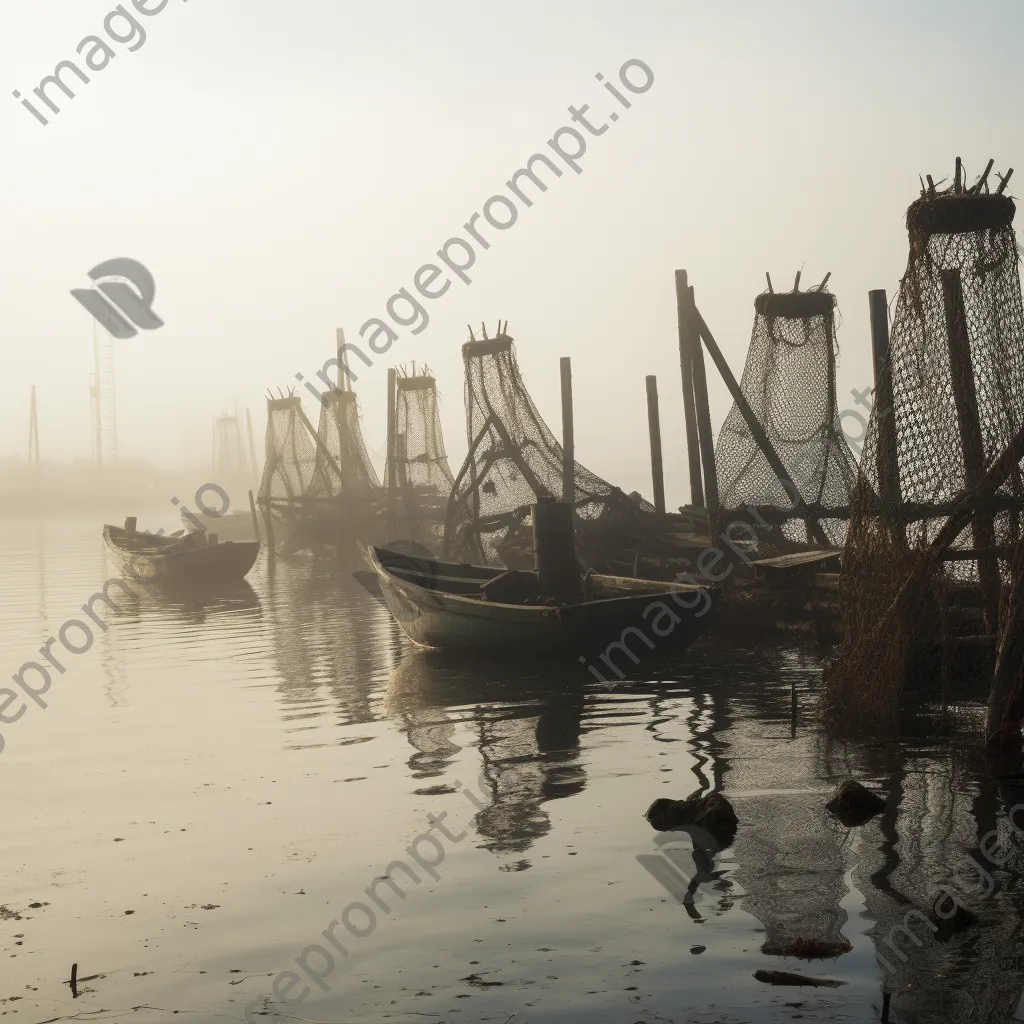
(384, 367, 455, 552)
(257, 390, 383, 555)
(306, 390, 380, 501)
(257, 395, 316, 506)
(443, 332, 697, 571)
(826, 164, 1024, 734)
(714, 285, 857, 547)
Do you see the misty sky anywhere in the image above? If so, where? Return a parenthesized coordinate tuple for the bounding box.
(3, 0, 1023, 509)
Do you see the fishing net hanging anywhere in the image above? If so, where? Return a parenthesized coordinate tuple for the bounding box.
(305, 390, 381, 501)
(257, 394, 316, 508)
(443, 330, 685, 571)
(826, 161, 1024, 733)
(714, 281, 857, 547)
(384, 367, 455, 552)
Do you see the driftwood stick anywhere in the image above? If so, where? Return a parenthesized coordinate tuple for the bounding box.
(997, 168, 1015, 195)
(71, 962, 79, 998)
(765, 272, 774, 294)
(972, 158, 995, 194)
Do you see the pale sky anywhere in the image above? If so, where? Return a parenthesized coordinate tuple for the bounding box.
(3, 0, 1022, 509)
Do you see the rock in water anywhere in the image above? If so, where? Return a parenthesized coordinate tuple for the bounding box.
(825, 779, 886, 827)
(753, 969, 844, 988)
(645, 791, 739, 834)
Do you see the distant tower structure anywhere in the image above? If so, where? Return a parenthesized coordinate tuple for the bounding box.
(213, 408, 246, 477)
(90, 321, 118, 470)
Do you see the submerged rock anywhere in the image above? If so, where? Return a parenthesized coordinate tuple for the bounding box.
(753, 969, 844, 988)
(645, 791, 739, 837)
(825, 779, 887, 827)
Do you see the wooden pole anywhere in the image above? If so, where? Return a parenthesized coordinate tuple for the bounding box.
(247, 489, 261, 545)
(675, 271, 704, 508)
(386, 367, 397, 542)
(245, 407, 259, 481)
(687, 284, 719, 520)
(693, 308, 829, 545)
(868, 290, 904, 542)
(560, 357, 574, 504)
(295, 404, 346, 488)
(263, 508, 277, 565)
(645, 375, 666, 514)
(941, 268, 1000, 632)
(336, 328, 350, 393)
(28, 385, 40, 492)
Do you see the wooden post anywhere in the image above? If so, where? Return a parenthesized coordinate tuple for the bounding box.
(386, 367, 397, 542)
(687, 284, 720, 520)
(245, 407, 259, 481)
(693, 307, 829, 546)
(560, 357, 574, 504)
(868, 290, 904, 542)
(336, 328, 350, 393)
(295, 404, 346, 488)
(248, 489, 261, 545)
(675, 271, 704, 508)
(941, 268, 1000, 632)
(263, 508, 277, 566)
(28, 384, 40, 492)
(645, 375, 666, 514)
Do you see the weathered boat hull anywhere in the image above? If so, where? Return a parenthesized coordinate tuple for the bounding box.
(103, 526, 260, 583)
(365, 546, 710, 658)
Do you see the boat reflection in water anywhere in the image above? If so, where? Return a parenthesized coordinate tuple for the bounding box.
(385, 649, 586, 857)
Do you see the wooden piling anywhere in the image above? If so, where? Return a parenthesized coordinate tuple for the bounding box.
(941, 268, 1000, 632)
(675, 271, 705, 508)
(248, 489, 261, 545)
(868, 290, 903, 542)
(245, 407, 259, 480)
(263, 508, 277, 566)
(560, 357, 574, 504)
(28, 384, 40, 492)
(386, 367, 398, 542)
(645, 375, 666, 514)
(687, 284, 720, 520)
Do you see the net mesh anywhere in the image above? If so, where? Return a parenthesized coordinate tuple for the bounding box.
(825, 164, 1024, 733)
(714, 284, 858, 547)
(443, 332, 694, 571)
(384, 366, 455, 553)
(306, 390, 381, 500)
(257, 395, 316, 506)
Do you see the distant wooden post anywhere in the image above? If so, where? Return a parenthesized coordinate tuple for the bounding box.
(687, 284, 719, 520)
(245, 407, 259, 480)
(560, 357, 574, 504)
(868, 290, 904, 541)
(336, 328, 350, 392)
(386, 368, 398, 542)
(675, 271, 704, 508)
(263, 508, 276, 565)
(28, 384, 40, 492)
(941, 268, 1000, 631)
(645, 375, 666, 514)
(248, 489, 261, 545)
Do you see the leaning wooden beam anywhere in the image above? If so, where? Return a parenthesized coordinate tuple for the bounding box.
(296, 403, 346, 490)
(686, 285, 720, 520)
(693, 308, 828, 545)
(674, 271, 704, 509)
(645, 375, 666, 514)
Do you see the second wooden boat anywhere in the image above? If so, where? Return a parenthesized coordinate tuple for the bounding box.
(103, 519, 259, 583)
(365, 545, 712, 658)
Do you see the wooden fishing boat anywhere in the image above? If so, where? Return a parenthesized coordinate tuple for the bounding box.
(365, 545, 712, 658)
(103, 520, 259, 583)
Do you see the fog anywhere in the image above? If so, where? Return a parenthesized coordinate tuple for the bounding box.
(3, 0, 1022, 512)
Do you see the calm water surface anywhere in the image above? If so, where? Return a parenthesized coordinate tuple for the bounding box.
(2, 512, 1023, 1023)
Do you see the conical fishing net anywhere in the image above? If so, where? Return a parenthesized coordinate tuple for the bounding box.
(257, 395, 316, 507)
(825, 162, 1024, 733)
(443, 331, 696, 571)
(384, 366, 454, 552)
(714, 283, 857, 547)
(306, 390, 380, 501)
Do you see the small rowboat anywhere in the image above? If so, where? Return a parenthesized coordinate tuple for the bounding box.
(103, 520, 260, 583)
(365, 545, 712, 659)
